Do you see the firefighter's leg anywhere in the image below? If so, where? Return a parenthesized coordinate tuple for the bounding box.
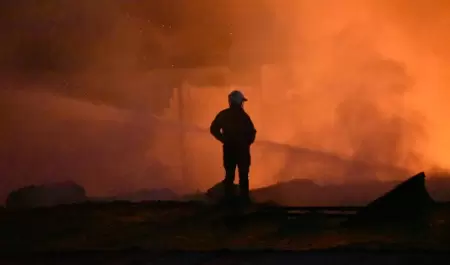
(238, 165, 250, 201)
(223, 146, 237, 200)
(237, 149, 251, 202)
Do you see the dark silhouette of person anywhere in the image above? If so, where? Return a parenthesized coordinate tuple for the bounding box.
(210, 90, 257, 204)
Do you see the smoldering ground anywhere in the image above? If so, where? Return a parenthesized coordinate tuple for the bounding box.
(1, 0, 449, 203)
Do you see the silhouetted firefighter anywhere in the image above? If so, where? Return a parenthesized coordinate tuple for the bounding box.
(210, 90, 257, 205)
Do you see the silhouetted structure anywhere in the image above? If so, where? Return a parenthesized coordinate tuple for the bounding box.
(347, 172, 435, 227)
(6, 181, 86, 209)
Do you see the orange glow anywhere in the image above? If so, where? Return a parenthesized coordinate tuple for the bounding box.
(1, 0, 450, 201)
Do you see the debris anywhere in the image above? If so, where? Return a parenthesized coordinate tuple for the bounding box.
(347, 172, 435, 227)
(206, 181, 239, 202)
(6, 181, 87, 209)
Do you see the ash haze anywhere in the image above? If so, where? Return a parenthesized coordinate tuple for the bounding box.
(0, 0, 449, 203)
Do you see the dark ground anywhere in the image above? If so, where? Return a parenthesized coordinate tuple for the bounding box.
(1, 201, 450, 264)
(2, 249, 450, 265)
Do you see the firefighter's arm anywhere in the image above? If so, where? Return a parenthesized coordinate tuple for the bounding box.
(210, 113, 225, 143)
(246, 115, 257, 145)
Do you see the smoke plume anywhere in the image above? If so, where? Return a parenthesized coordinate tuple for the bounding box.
(1, 0, 449, 203)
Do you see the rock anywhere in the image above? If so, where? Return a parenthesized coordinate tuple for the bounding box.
(347, 172, 435, 227)
(206, 181, 239, 201)
(6, 181, 87, 209)
(251, 179, 322, 206)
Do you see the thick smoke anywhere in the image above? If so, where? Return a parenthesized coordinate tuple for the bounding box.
(0, 0, 449, 202)
(324, 29, 424, 179)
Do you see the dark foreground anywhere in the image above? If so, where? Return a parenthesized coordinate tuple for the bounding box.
(1, 200, 450, 264)
(1, 249, 450, 265)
